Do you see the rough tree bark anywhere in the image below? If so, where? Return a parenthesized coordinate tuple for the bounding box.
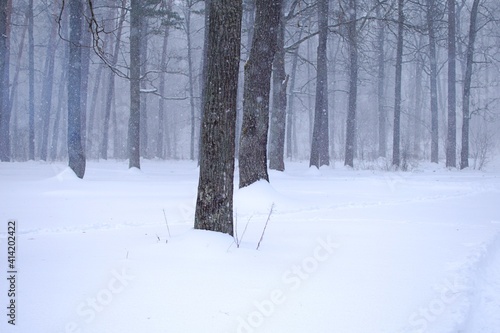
(68, 0, 86, 178)
(238, 0, 282, 188)
(194, 0, 242, 235)
(310, 0, 329, 168)
(460, 0, 480, 169)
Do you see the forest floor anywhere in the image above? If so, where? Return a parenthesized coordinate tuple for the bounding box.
(1, 158, 500, 333)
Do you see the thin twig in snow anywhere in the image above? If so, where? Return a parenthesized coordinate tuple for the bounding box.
(162, 209, 171, 238)
(256, 203, 275, 250)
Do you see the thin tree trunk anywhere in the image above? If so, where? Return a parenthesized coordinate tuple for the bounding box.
(239, 0, 282, 188)
(392, 0, 404, 167)
(50, 66, 67, 161)
(100, 1, 126, 159)
(195, 0, 243, 235)
(186, 2, 197, 160)
(269, 8, 287, 171)
(446, 0, 457, 167)
(140, 17, 148, 158)
(344, 0, 357, 167)
(377, 1, 386, 158)
(460, 0, 480, 169)
(28, 0, 35, 160)
(8, 14, 28, 117)
(413, 54, 424, 158)
(68, 0, 86, 178)
(128, 0, 141, 169)
(87, 63, 103, 158)
(40, 22, 59, 161)
(0, 0, 11, 161)
(310, 0, 329, 168)
(286, 27, 303, 160)
(427, 0, 439, 163)
(157, 0, 173, 159)
(80, 5, 91, 154)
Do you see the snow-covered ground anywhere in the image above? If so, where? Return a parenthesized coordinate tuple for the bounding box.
(1, 159, 500, 333)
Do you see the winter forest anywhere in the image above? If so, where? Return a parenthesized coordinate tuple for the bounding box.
(0, 0, 499, 171)
(2, 0, 500, 332)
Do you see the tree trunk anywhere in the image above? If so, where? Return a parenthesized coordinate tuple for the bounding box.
(392, 0, 404, 167)
(285, 27, 303, 160)
(28, 0, 35, 160)
(86, 63, 103, 158)
(426, 0, 439, 163)
(80, 4, 91, 154)
(344, 0, 357, 167)
(413, 54, 424, 158)
(376, 1, 386, 158)
(40, 22, 58, 161)
(68, 0, 86, 178)
(100, 0, 126, 159)
(198, 0, 211, 164)
(50, 32, 69, 161)
(157, 0, 173, 159)
(238, 0, 282, 188)
(460, 0, 480, 169)
(186, 2, 197, 160)
(269, 9, 287, 171)
(0, 0, 10, 161)
(446, 0, 457, 167)
(128, 0, 141, 169)
(310, 0, 329, 168)
(140, 17, 149, 159)
(194, 0, 242, 235)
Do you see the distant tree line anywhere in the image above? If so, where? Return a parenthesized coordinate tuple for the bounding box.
(0, 0, 499, 178)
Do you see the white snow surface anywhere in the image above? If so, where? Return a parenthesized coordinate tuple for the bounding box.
(1, 159, 500, 333)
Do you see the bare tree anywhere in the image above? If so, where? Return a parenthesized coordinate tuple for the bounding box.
(426, 0, 439, 163)
(392, 0, 404, 167)
(239, 0, 282, 188)
(344, 0, 357, 167)
(0, 0, 11, 161)
(100, 1, 126, 160)
(68, 0, 86, 178)
(128, 0, 141, 169)
(28, 0, 35, 160)
(194, 0, 242, 235)
(310, 0, 329, 168)
(376, 0, 387, 158)
(446, 0, 457, 167)
(460, 0, 480, 169)
(269, 6, 287, 171)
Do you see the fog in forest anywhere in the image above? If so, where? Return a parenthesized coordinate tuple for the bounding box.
(1, 0, 499, 171)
